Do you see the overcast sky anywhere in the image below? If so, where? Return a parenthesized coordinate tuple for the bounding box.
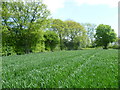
(43, 0, 119, 36)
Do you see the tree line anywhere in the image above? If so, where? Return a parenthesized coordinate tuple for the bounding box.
(1, 1, 119, 56)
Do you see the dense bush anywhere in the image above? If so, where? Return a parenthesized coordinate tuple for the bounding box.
(44, 31, 59, 52)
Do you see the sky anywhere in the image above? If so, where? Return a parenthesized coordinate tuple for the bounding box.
(43, 0, 119, 36)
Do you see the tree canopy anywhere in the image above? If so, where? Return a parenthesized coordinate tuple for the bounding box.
(44, 30, 59, 51)
(1, 1, 118, 56)
(2, 1, 50, 55)
(95, 24, 117, 49)
(82, 23, 96, 47)
(64, 20, 87, 49)
(51, 19, 67, 50)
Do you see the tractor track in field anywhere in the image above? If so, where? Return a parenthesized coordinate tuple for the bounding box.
(2, 49, 118, 88)
(32, 50, 100, 87)
(3, 50, 98, 85)
(57, 50, 104, 86)
(7, 51, 94, 79)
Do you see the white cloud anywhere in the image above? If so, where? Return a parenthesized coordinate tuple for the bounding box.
(74, 0, 119, 8)
(43, 0, 66, 13)
(43, 0, 119, 14)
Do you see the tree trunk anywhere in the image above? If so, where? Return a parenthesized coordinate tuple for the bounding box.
(59, 34, 63, 50)
(103, 44, 108, 49)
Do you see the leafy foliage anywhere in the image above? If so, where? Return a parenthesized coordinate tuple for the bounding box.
(1, 1, 50, 55)
(44, 30, 59, 51)
(1, 2, 118, 56)
(82, 23, 96, 47)
(51, 19, 66, 50)
(64, 20, 87, 49)
(95, 24, 117, 49)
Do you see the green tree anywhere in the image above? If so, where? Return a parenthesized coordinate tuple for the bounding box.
(51, 19, 66, 50)
(44, 31, 59, 51)
(95, 24, 117, 49)
(1, 1, 50, 55)
(110, 37, 120, 49)
(64, 20, 87, 49)
(118, 36, 120, 49)
(82, 23, 96, 47)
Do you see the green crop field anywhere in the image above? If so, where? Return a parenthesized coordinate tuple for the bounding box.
(2, 49, 118, 88)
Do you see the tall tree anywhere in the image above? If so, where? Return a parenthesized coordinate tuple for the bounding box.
(82, 23, 96, 47)
(1, 1, 50, 55)
(51, 19, 66, 50)
(95, 24, 117, 49)
(64, 20, 87, 49)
